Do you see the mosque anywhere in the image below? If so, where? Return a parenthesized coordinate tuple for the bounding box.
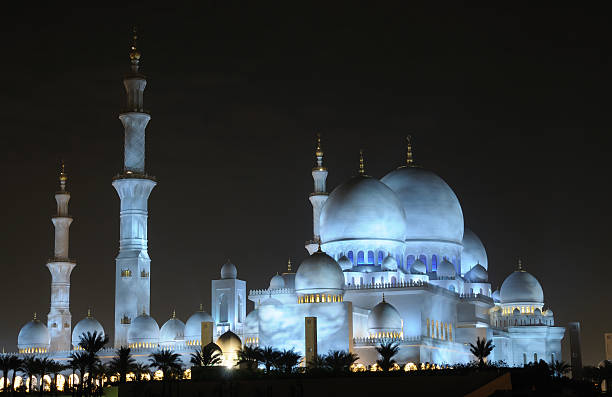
(12, 38, 565, 373)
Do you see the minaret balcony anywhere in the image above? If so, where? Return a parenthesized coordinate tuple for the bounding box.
(47, 257, 76, 264)
(113, 172, 156, 182)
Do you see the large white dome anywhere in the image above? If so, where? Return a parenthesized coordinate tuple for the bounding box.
(160, 315, 185, 344)
(462, 228, 488, 271)
(367, 298, 402, 335)
(320, 175, 407, 243)
(185, 307, 214, 342)
(500, 268, 544, 304)
(295, 249, 344, 295)
(381, 167, 464, 243)
(127, 313, 160, 346)
(18, 316, 50, 352)
(72, 312, 105, 348)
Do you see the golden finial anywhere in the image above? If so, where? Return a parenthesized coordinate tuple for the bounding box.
(287, 258, 292, 272)
(517, 259, 523, 271)
(313, 132, 326, 171)
(406, 135, 414, 166)
(87, 308, 92, 318)
(59, 161, 68, 191)
(33, 312, 37, 321)
(172, 309, 176, 319)
(129, 27, 141, 72)
(359, 149, 365, 175)
(199, 303, 203, 312)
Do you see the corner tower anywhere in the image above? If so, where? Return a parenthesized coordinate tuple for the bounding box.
(47, 164, 76, 352)
(112, 30, 157, 348)
(305, 133, 328, 254)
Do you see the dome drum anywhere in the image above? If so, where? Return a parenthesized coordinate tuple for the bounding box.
(404, 241, 462, 274)
(322, 240, 405, 269)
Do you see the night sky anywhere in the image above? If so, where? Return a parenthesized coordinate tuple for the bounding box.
(0, 4, 610, 365)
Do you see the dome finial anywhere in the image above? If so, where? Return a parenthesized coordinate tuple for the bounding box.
(287, 258, 292, 272)
(59, 161, 68, 191)
(172, 309, 176, 319)
(33, 312, 37, 321)
(382, 293, 386, 302)
(129, 26, 141, 72)
(313, 132, 326, 171)
(87, 307, 92, 318)
(199, 303, 203, 312)
(406, 135, 415, 166)
(316, 241, 322, 252)
(517, 258, 523, 271)
(359, 149, 365, 175)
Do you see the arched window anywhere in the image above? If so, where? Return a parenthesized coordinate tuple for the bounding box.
(523, 353, 527, 365)
(351, 277, 355, 286)
(218, 293, 228, 323)
(432, 255, 438, 271)
(534, 353, 538, 363)
(378, 251, 384, 264)
(357, 251, 365, 265)
(237, 295, 243, 321)
(371, 277, 375, 285)
(391, 276, 397, 285)
(419, 255, 427, 267)
(380, 276, 384, 285)
(397, 255, 403, 268)
(479, 288, 483, 295)
(367, 251, 375, 264)
(407, 255, 415, 266)
(359, 277, 363, 286)
(347, 251, 354, 264)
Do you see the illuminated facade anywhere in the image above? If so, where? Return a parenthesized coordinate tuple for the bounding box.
(11, 40, 565, 373)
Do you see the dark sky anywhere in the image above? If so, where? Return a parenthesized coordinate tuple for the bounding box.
(0, 4, 609, 365)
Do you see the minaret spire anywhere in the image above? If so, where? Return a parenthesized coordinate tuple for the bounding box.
(406, 135, 414, 166)
(306, 132, 329, 254)
(47, 162, 76, 351)
(113, 29, 157, 348)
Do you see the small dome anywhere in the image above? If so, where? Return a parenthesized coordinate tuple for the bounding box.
(260, 297, 282, 306)
(436, 258, 456, 279)
(320, 175, 408, 244)
(534, 308, 541, 315)
(546, 309, 554, 317)
(72, 311, 105, 348)
(185, 306, 214, 342)
(244, 310, 259, 335)
(465, 264, 488, 283)
(269, 273, 285, 290)
(216, 330, 242, 354)
(381, 255, 398, 271)
(160, 314, 185, 344)
(295, 249, 344, 295)
(381, 167, 464, 244)
(410, 259, 427, 274)
(513, 308, 520, 315)
(18, 316, 50, 351)
(367, 297, 402, 334)
(221, 261, 237, 279)
(127, 313, 160, 345)
(500, 268, 544, 304)
(491, 290, 501, 303)
(461, 228, 488, 272)
(337, 255, 352, 271)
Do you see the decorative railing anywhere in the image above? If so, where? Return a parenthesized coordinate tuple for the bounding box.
(249, 288, 295, 295)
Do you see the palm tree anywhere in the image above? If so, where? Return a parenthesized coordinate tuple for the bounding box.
(260, 347, 280, 373)
(551, 360, 570, 378)
(149, 349, 183, 397)
(108, 347, 135, 385)
(307, 354, 328, 371)
(48, 361, 66, 396)
(272, 349, 301, 374)
(132, 363, 150, 382)
(190, 343, 222, 367)
(599, 360, 612, 393)
(21, 356, 39, 393)
(35, 357, 53, 396)
(8, 355, 22, 395)
(469, 337, 495, 367)
(68, 352, 90, 397)
(0, 355, 11, 392)
(375, 341, 400, 371)
(323, 350, 359, 373)
(236, 345, 262, 370)
(77, 331, 107, 395)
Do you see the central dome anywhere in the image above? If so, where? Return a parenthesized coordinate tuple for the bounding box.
(500, 269, 544, 304)
(381, 167, 463, 243)
(320, 175, 407, 243)
(295, 249, 344, 294)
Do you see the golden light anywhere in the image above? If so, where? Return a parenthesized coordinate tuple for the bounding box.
(404, 362, 418, 371)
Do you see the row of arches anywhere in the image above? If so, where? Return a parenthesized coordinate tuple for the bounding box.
(297, 294, 344, 304)
(348, 276, 398, 287)
(494, 318, 554, 327)
(339, 251, 460, 273)
(426, 318, 453, 341)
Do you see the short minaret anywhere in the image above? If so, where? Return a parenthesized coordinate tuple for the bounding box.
(47, 163, 76, 352)
(306, 133, 329, 254)
(112, 29, 157, 348)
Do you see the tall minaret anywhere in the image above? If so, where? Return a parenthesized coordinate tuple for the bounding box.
(305, 133, 329, 254)
(47, 163, 76, 352)
(112, 29, 157, 348)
